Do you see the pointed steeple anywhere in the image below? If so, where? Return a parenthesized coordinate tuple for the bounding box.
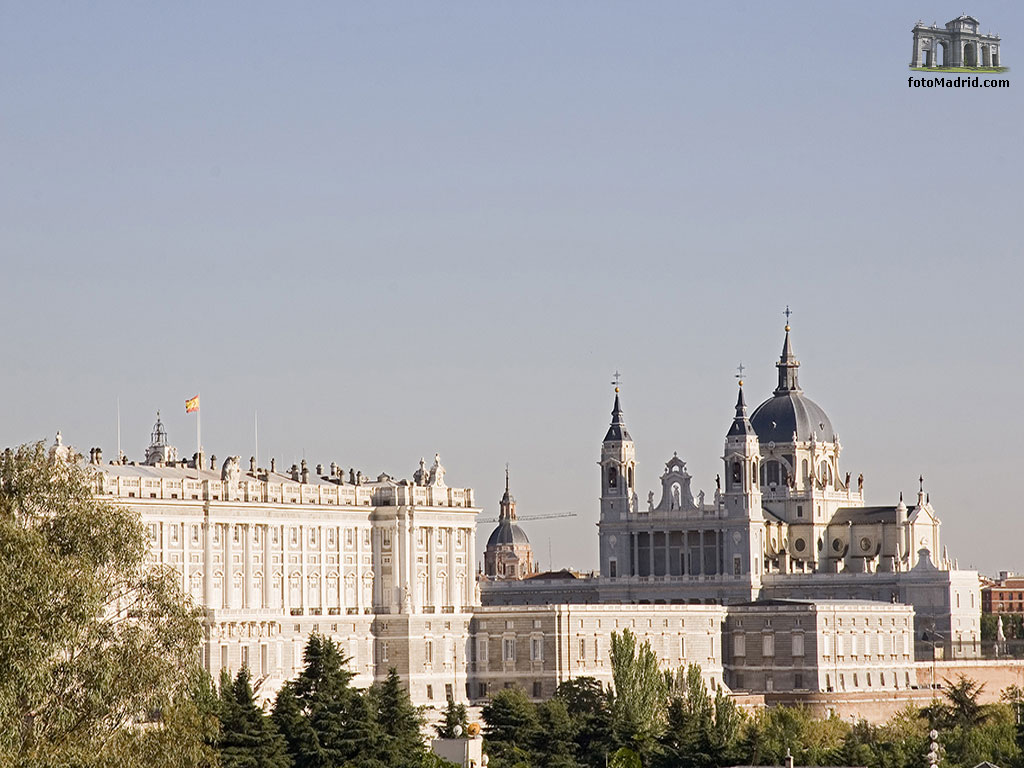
(774, 322, 802, 395)
(499, 464, 517, 521)
(727, 383, 756, 437)
(604, 388, 632, 442)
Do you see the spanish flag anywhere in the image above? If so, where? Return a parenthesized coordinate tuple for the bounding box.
(185, 395, 200, 413)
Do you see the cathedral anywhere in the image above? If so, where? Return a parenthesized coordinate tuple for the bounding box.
(488, 320, 981, 660)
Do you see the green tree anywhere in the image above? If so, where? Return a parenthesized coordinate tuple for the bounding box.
(273, 633, 379, 768)
(218, 667, 291, 768)
(554, 678, 614, 768)
(435, 697, 469, 739)
(369, 668, 426, 768)
(609, 629, 666, 759)
(0, 441, 210, 768)
(533, 697, 579, 768)
(482, 687, 539, 768)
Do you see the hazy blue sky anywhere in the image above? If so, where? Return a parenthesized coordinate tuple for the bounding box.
(2, 2, 1021, 574)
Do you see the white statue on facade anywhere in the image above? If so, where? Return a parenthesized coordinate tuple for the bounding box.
(429, 453, 446, 488)
(221, 456, 241, 500)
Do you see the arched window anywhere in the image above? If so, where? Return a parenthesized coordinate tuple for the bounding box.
(731, 462, 742, 485)
(766, 461, 780, 486)
(608, 466, 618, 488)
(802, 459, 808, 482)
(627, 466, 634, 488)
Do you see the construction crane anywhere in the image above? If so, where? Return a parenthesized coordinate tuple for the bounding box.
(475, 511, 577, 525)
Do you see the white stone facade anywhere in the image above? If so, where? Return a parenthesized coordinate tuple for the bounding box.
(87, 434, 480, 704)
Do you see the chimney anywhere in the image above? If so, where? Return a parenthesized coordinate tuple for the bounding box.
(316, 463, 324, 476)
(95, 447, 102, 464)
(330, 461, 338, 478)
(291, 463, 300, 482)
(301, 459, 309, 484)
(250, 456, 256, 473)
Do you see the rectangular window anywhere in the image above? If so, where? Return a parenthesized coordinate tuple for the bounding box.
(794, 672, 803, 689)
(503, 638, 516, 662)
(762, 634, 774, 657)
(579, 638, 586, 660)
(477, 637, 488, 664)
(792, 632, 804, 657)
(192, 525, 200, 543)
(609, 559, 617, 578)
(425, 640, 433, 665)
(530, 637, 543, 662)
(680, 636, 686, 658)
(734, 632, 746, 657)
(426, 684, 433, 700)
(379, 640, 389, 663)
(733, 556, 742, 576)
(533, 681, 543, 698)
(241, 645, 249, 669)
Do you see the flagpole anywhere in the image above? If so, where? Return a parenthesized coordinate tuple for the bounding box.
(197, 391, 202, 459)
(254, 409, 259, 470)
(116, 396, 121, 461)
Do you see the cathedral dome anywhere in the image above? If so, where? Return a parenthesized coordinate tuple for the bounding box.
(749, 322, 836, 444)
(486, 518, 531, 548)
(750, 392, 835, 444)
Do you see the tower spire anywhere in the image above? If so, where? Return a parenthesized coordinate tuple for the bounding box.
(500, 465, 516, 521)
(774, 310, 802, 395)
(604, 379, 632, 442)
(727, 381, 756, 437)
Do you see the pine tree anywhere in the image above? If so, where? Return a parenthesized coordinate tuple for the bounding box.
(370, 668, 427, 768)
(218, 667, 292, 768)
(436, 697, 469, 739)
(274, 633, 380, 768)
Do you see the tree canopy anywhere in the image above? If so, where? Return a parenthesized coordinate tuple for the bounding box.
(0, 441, 211, 768)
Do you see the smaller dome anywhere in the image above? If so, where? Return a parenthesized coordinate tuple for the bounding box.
(486, 518, 530, 548)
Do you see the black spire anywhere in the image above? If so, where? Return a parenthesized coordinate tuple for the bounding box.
(604, 389, 632, 442)
(499, 465, 516, 521)
(727, 383, 756, 437)
(774, 323, 802, 395)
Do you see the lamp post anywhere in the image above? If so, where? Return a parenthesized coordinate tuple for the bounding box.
(922, 628, 944, 698)
(927, 728, 940, 768)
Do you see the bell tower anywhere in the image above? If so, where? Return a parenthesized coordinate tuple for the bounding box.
(600, 387, 636, 522)
(722, 382, 765, 589)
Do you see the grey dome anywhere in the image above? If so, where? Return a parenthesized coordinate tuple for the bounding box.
(748, 323, 836, 444)
(750, 392, 835, 444)
(486, 519, 530, 548)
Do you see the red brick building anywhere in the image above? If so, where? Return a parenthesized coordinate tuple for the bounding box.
(982, 572, 1024, 613)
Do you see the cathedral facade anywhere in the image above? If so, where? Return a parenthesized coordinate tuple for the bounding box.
(595, 323, 981, 659)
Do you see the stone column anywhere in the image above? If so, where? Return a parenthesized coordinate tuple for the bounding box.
(224, 524, 233, 609)
(427, 525, 436, 608)
(468, 524, 477, 606)
(282, 526, 290, 615)
(448, 527, 457, 608)
(299, 524, 307, 614)
(319, 525, 326, 611)
(664, 531, 671, 577)
(356, 526, 364, 613)
(203, 511, 213, 608)
(263, 524, 272, 609)
(182, 520, 190, 595)
(243, 524, 252, 609)
(397, 515, 408, 613)
(648, 530, 655, 576)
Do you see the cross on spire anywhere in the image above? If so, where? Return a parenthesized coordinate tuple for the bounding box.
(784, 305, 793, 328)
(735, 362, 745, 385)
(611, 370, 622, 392)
